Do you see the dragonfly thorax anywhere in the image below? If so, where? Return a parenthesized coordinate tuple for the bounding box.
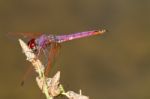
(47, 34, 57, 42)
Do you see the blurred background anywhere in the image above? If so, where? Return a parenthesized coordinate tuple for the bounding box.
(0, 0, 150, 99)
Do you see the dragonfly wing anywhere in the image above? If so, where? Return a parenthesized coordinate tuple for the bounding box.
(20, 47, 43, 86)
(44, 43, 61, 76)
(8, 32, 43, 39)
(20, 65, 33, 86)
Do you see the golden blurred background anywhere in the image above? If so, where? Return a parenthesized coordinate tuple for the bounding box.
(0, 0, 150, 99)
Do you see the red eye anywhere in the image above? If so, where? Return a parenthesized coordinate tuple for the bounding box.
(28, 38, 36, 49)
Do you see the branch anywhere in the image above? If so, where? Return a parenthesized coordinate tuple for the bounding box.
(19, 39, 89, 99)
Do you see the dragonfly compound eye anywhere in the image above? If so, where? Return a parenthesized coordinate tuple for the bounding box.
(28, 38, 37, 50)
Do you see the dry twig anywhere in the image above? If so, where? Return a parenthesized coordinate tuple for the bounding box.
(19, 39, 89, 99)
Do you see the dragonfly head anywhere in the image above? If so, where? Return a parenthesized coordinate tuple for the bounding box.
(27, 38, 38, 52)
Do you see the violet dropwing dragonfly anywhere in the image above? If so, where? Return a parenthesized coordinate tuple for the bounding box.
(10, 29, 106, 85)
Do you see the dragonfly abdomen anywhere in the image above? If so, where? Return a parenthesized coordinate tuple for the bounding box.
(56, 30, 105, 43)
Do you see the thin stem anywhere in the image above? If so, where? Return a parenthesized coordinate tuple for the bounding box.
(19, 39, 52, 99)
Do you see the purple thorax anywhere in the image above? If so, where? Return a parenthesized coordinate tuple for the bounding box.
(36, 34, 49, 48)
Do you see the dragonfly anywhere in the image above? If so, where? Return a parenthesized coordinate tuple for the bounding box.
(10, 29, 106, 85)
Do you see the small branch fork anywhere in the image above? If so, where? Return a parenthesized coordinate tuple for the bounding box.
(19, 39, 89, 99)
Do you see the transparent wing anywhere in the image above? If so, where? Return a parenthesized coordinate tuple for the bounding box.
(44, 42, 61, 76)
(20, 65, 33, 86)
(20, 46, 43, 86)
(7, 32, 43, 39)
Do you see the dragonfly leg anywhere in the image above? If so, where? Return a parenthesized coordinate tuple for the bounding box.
(44, 43, 61, 76)
(42, 48, 49, 66)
